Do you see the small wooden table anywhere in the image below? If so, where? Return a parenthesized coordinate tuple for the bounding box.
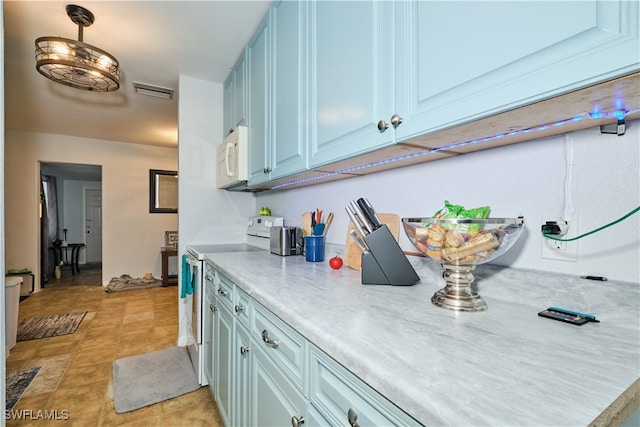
(160, 247, 178, 286)
(49, 243, 86, 275)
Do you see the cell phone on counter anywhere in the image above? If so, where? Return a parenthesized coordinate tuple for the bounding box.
(538, 307, 598, 326)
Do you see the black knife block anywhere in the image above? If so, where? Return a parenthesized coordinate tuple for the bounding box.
(361, 225, 420, 286)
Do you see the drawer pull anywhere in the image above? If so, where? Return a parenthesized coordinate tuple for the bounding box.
(240, 346, 250, 355)
(347, 408, 359, 427)
(235, 304, 245, 313)
(261, 329, 280, 348)
(218, 288, 229, 297)
(205, 274, 213, 282)
(291, 416, 305, 427)
(209, 304, 218, 312)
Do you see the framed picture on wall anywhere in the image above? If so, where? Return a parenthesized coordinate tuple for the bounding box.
(149, 169, 178, 213)
(165, 231, 178, 249)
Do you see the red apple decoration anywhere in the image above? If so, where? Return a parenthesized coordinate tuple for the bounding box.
(329, 255, 343, 269)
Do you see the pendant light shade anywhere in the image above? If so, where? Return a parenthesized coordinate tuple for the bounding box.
(35, 5, 120, 92)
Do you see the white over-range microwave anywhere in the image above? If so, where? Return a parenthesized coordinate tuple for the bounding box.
(216, 126, 249, 190)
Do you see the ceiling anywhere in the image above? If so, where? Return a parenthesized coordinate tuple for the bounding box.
(3, 1, 272, 148)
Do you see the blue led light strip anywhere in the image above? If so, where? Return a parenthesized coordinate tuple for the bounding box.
(271, 109, 636, 189)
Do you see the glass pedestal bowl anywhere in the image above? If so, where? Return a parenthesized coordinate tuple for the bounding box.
(402, 217, 524, 312)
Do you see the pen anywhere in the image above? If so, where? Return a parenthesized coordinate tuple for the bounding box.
(581, 275, 608, 281)
(548, 306, 600, 322)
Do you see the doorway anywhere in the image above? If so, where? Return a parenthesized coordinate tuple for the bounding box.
(84, 188, 102, 263)
(40, 162, 102, 286)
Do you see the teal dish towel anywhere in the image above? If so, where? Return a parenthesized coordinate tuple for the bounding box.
(181, 254, 194, 298)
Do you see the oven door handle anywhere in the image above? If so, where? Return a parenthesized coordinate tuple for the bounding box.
(186, 257, 199, 267)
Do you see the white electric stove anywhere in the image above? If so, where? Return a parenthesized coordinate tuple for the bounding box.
(185, 216, 283, 385)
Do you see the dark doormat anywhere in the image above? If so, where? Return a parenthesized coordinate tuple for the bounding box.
(17, 312, 87, 341)
(5, 367, 41, 410)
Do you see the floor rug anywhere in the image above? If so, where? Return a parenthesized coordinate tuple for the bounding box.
(112, 346, 200, 413)
(17, 312, 87, 341)
(5, 367, 41, 410)
(104, 274, 162, 292)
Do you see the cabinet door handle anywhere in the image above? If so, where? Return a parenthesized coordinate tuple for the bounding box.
(205, 274, 213, 282)
(240, 346, 250, 355)
(209, 303, 218, 312)
(263, 166, 272, 174)
(390, 113, 403, 129)
(291, 416, 305, 427)
(235, 304, 245, 313)
(218, 288, 229, 297)
(347, 408, 359, 427)
(377, 119, 389, 132)
(261, 329, 280, 348)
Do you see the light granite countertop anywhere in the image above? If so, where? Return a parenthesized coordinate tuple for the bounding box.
(203, 251, 640, 426)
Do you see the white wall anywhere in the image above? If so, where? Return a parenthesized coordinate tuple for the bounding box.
(4, 130, 178, 289)
(256, 123, 640, 283)
(177, 75, 256, 250)
(177, 75, 255, 345)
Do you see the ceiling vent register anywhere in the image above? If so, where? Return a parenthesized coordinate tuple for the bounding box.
(133, 82, 174, 100)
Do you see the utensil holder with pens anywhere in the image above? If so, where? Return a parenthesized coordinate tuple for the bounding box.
(361, 225, 420, 286)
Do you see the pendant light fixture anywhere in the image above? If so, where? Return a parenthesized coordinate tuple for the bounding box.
(35, 4, 120, 92)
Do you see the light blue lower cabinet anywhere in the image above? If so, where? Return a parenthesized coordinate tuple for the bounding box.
(622, 406, 640, 427)
(207, 264, 420, 426)
(250, 343, 308, 426)
(202, 280, 216, 387)
(234, 323, 252, 427)
(309, 345, 421, 427)
(305, 404, 332, 427)
(214, 303, 234, 426)
(252, 303, 307, 392)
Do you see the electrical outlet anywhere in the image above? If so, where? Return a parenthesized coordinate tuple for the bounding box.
(541, 214, 578, 261)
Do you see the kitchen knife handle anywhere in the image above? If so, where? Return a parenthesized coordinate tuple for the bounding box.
(362, 197, 382, 229)
(357, 198, 382, 230)
(349, 200, 372, 234)
(346, 206, 367, 238)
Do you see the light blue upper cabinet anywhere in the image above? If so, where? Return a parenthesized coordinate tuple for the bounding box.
(248, 2, 308, 186)
(223, 49, 247, 137)
(223, 78, 234, 136)
(229, 0, 638, 190)
(270, 0, 308, 179)
(247, 15, 271, 185)
(234, 53, 247, 129)
(395, 0, 640, 142)
(307, 1, 397, 169)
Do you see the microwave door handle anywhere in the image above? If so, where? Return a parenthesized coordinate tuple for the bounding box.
(225, 142, 235, 177)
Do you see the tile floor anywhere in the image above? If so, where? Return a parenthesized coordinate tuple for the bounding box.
(6, 275, 224, 426)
